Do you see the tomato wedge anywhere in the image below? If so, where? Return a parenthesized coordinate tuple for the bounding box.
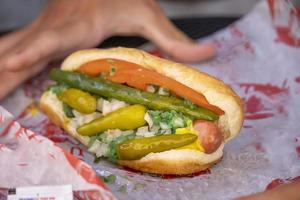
(78, 59, 225, 115)
(108, 68, 224, 115)
(78, 59, 140, 76)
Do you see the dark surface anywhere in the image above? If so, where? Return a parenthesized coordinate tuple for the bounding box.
(99, 17, 239, 48)
(0, 17, 239, 47)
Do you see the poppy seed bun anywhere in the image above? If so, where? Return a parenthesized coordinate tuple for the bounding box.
(40, 47, 244, 174)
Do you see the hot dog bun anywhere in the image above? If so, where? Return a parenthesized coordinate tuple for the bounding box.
(40, 47, 244, 174)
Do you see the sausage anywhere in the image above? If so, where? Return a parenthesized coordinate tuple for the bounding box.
(193, 120, 223, 154)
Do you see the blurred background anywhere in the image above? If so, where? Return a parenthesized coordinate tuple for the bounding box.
(0, 0, 261, 32)
(0, 0, 299, 46)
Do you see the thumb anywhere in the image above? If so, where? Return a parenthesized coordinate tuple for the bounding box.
(142, 14, 215, 62)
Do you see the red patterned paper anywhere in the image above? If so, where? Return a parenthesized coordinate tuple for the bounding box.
(0, 107, 115, 200)
(1, 0, 300, 199)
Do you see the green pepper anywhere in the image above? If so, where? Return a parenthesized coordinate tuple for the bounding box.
(49, 69, 218, 121)
(62, 102, 75, 118)
(117, 134, 197, 160)
(77, 105, 147, 136)
(58, 88, 97, 114)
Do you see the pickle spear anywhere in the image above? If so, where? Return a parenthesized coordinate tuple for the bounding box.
(77, 105, 147, 136)
(117, 134, 197, 160)
(49, 69, 218, 121)
(59, 88, 97, 114)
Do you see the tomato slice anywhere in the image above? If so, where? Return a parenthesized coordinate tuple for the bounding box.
(78, 59, 225, 115)
(78, 59, 140, 76)
(108, 68, 224, 115)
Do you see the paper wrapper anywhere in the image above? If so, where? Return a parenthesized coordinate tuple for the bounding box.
(0, 109, 116, 200)
(1, 0, 300, 199)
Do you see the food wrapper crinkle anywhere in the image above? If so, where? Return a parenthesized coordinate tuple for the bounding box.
(1, 0, 300, 199)
(0, 107, 116, 200)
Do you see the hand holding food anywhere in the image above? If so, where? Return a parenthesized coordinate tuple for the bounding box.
(0, 0, 215, 100)
(40, 47, 244, 174)
(77, 105, 147, 136)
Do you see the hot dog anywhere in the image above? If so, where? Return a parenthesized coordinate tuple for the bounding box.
(193, 120, 223, 154)
(40, 47, 244, 175)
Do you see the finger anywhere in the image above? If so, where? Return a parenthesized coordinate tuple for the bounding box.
(0, 29, 32, 73)
(0, 19, 41, 57)
(2, 18, 106, 72)
(2, 31, 60, 72)
(0, 31, 24, 54)
(0, 71, 26, 100)
(42, 20, 106, 60)
(141, 12, 215, 62)
(0, 21, 44, 72)
(0, 62, 46, 101)
(235, 180, 300, 200)
(0, 29, 31, 55)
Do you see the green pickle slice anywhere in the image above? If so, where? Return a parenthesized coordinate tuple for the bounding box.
(117, 134, 197, 160)
(59, 88, 97, 114)
(77, 105, 147, 136)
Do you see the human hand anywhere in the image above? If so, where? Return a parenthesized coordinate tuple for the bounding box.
(236, 179, 300, 200)
(0, 0, 215, 100)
